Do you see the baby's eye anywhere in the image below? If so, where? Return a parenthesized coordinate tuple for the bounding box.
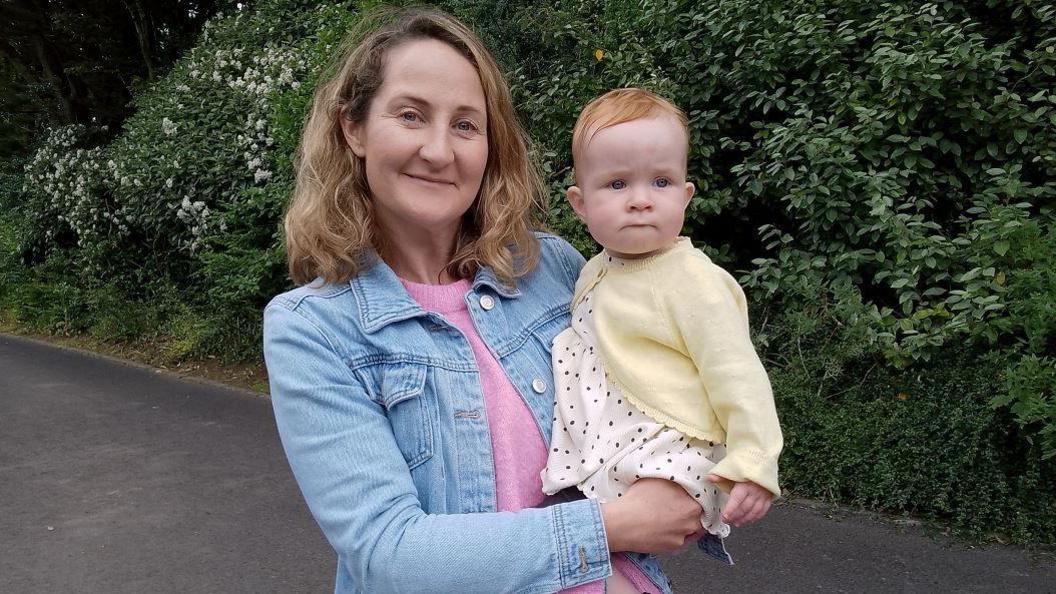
(654, 177, 670, 188)
(609, 179, 626, 190)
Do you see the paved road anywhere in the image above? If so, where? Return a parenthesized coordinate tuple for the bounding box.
(2, 333, 1054, 593)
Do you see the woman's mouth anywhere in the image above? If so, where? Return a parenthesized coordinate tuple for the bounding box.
(405, 173, 453, 186)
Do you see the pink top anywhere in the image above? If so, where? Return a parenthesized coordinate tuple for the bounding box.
(401, 279, 659, 594)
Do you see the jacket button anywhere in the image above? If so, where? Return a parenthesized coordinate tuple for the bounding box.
(479, 295, 495, 310)
(531, 378, 546, 393)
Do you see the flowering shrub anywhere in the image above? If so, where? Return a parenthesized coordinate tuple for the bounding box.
(11, 1, 347, 356)
(21, 125, 113, 249)
(108, 11, 321, 259)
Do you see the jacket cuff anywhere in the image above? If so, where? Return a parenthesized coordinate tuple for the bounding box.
(551, 498, 612, 587)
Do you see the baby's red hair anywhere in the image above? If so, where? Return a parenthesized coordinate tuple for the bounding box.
(571, 88, 689, 179)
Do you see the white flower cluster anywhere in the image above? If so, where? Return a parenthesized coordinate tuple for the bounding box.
(241, 111, 277, 185)
(187, 46, 244, 82)
(182, 42, 311, 190)
(229, 46, 309, 186)
(22, 125, 132, 245)
(227, 46, 305, 102)
(173, 195, 215, 253)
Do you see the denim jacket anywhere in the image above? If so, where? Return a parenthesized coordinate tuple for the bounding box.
(263, 233, 672, 594)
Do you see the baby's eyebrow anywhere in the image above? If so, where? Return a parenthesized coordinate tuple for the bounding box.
(601, 167, 682, 179)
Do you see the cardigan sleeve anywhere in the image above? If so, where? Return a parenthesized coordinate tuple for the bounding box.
(660, 254, 783, 497)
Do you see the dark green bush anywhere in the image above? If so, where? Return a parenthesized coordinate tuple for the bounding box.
(767, 299, 1056, 541)
(492, 0, 1056, 461)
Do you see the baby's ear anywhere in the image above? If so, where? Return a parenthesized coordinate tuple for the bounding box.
(566, 186, 587, 222)
(683, 181, 696, 207)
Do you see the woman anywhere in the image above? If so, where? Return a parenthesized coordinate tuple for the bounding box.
(263, 7, 701, 593)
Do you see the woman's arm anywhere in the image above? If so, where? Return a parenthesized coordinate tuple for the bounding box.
(601, 479, 705, 553)
(264, 302, 611, 594)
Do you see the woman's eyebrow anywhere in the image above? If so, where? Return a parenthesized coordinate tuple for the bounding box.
(388, 94, 484, 115)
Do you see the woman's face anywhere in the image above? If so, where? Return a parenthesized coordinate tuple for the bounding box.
(342, 38, 489, 243)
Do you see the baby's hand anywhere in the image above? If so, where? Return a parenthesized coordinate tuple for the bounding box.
(707, 475, 772, 527)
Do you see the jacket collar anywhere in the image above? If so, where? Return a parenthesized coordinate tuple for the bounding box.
(351, 252, 521, 333)
(471, 265, 522, 299)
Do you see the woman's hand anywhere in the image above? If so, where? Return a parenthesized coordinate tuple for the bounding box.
(708, 475, 772, 527)
(601, 478, 702, 554)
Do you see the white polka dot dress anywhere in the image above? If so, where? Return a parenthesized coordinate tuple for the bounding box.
(541, 289, 732, 542)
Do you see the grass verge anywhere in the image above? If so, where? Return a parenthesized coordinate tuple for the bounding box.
(0, 314, 270, 394)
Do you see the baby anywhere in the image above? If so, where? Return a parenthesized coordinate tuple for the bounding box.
(541, 88, 783, 564)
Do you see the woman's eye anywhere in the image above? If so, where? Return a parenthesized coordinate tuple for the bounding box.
(609, 180, 626, 190)
(655, 177, 670, 188)
(456, 120, 478, 133)
(400, 111, 420, 123)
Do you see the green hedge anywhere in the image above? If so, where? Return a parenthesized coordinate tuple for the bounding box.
(767, 299, 1055, 542)
(3, 0, 1055, 542)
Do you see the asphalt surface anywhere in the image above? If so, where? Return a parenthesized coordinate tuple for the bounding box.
(2, 332, 1054, 593)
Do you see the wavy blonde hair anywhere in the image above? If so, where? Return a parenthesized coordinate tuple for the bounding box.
(285, 6, 545, 286)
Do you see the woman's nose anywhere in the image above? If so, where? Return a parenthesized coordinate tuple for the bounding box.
(418, 127, 455, 167)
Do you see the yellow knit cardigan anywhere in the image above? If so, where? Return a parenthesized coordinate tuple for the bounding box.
(571, 238, 783, 496)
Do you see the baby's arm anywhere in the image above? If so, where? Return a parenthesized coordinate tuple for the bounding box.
(661, 254, 784, 499)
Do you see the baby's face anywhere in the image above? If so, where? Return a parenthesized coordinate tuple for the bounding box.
(568, 116, 694, 259)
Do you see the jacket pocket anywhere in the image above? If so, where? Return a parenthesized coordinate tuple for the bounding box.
(376, 363, 434, 470)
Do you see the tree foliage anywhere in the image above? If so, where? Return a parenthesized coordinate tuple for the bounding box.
(0, 0, 224, 157)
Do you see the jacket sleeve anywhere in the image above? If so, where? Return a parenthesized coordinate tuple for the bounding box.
(662, 258, 783, 497)
(263, 302, 612, 593)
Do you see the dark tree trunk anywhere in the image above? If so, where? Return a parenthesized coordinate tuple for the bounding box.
(123, 0, 154, 80)
(22, 0, 89, 123)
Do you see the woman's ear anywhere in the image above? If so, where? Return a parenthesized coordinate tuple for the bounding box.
(340, 114, 366, 158)
(566, 186, 587, 222)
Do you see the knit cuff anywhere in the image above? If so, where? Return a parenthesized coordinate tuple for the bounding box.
(709, 448, 781, 498)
